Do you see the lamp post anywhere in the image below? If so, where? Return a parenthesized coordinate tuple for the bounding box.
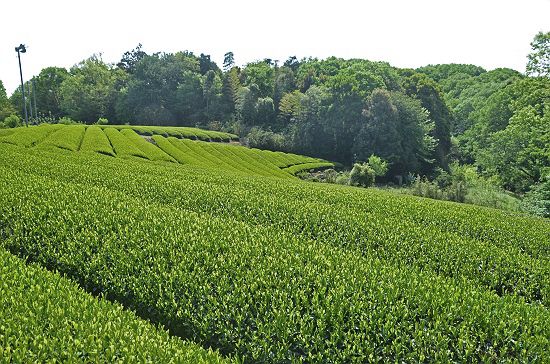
(15, 44, 29, 128)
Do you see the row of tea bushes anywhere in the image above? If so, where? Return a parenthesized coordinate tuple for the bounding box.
(37, 124, 86, 152)
(0, 249, 228, 363)
(99, 125, 238, 142)
(80, 125, 115, 156)
(120, 129, 176, 163)
(104, 127, 148, 159)
(0, 124, 64, 147)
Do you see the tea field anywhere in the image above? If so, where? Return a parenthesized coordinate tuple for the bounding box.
(1, 125, 550, 362)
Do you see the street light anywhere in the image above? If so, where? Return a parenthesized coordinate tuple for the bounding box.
(15, 44, 29, 127)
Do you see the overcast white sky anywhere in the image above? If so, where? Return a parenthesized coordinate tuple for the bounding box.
(1, 0, 549, 94)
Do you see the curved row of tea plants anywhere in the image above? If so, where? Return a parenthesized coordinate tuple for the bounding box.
(100, 124, 239, 142)
(0, 124, 64, 147)
(1, 143, 550, 361)
(0, 249, 228, 363)
(80, 125, 115, 156)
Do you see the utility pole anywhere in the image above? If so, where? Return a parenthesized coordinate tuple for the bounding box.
(28, 82, 33, 120)
(32, 79, 38, 124)
(15, 44, 29, 127)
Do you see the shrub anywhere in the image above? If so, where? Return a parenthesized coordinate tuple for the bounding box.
(58, 117, 78, 125)
(524, 176, 550, 218)
(324, 169, 338, 184)
(368, 155, 388, 177)
(4, 114, 19, 128)
(96, 118, 109, 125)
(349, 163, 375, 188)
(246, 127, 286, 152)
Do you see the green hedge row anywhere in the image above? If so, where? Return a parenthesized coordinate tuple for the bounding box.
(80, 125, 115, 156)
(104, 128, 148, 159)
(0, 249, 229, 363)
(282, 162, 337, 176)
(37, 125, 86, 152)
(120, 129, 176, 163)
(0, 124, 64, 147)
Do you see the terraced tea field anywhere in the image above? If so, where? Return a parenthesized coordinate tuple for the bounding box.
(1, 125, 550, 362)
(0, 124, 334, 178)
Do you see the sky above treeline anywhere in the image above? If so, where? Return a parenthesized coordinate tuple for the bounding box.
(2, 0, 549, 94)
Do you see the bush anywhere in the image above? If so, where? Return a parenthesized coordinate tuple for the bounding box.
(368, 155, 388, 177)
(96, 118, 109, 125)
(58, 117, 78, 125)
(4, 114, 19, 128)
(349, 163, 375, 188)
(410, 176, 444, 200)
(524, 176, 550, 218)
(246, 127, 287, 152)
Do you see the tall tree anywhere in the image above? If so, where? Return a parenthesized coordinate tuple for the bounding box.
(117, 43, 147, 74)
(223, 52, 235, 72)
(400, 69, 454, 171)
(120, 51, 204, 125)
(0, 80, 17, 122)
(31, 67, 69, 119)
(240, 61, 275, 98)
(60, 54, 127, 123)
(527, 31, 550, 77)
(475, 77, 550, 191)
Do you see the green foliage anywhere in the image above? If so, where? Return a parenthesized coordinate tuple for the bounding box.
(104, 127, 148, 159)
(96, 117, 109, 125)
(368, 154, 389, 177)
(4, 114, 20, 128)
(61, 54, 127, 123)
(0, 250, 228, 362)
(38, 124, 86, 152)
(246, 127, 287, 151)
(527, 31, 550, 76)
(400, 69, 454, 171)
(80, 125, 115, 156)
(525, 176, 550, 218)
(349, 162, 375, 187)
(2, 144, 550, 361)
(58, 116, 79, 125)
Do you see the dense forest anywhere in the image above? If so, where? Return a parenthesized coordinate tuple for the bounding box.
(1, 32, 549, 200)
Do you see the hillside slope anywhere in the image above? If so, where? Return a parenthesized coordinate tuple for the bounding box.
(1, 131, 549, 361)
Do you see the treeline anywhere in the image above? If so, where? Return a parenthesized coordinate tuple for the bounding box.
(1, 32, 549, 194)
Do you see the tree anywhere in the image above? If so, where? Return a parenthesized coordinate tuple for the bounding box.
(241, 61, 275, 98)
(31, 67, 69, 119)
(60, 54, 127, 123)
(223, 52, 235, 72)
(0, 80, 17, 122)
(199, 53, 220, 75)
(117, 43, 147, 74)
(237, 84, 259, 124)
(283, 56, 300, 73)
(203, 70, 223, 120)
(476, 77, 550, 191)
(120, 51, 204, 126)
(349, 162, 375, 187)
(527, 31, 550, 76)
(221, 67, 241, 118)
(400, 69, 454, 171)
(354, 89, 402, 165)
(272, 67, 295, 114)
